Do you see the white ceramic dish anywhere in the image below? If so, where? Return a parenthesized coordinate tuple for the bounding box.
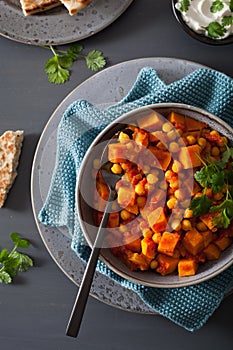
(77, 103, 233, 288)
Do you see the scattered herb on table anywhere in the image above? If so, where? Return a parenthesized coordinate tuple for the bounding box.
(43, 44, 106, 84)
(189, 145, 233, 228)
(0, 233, 33, 284)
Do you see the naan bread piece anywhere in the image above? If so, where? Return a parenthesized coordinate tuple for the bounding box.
(19, 0, 62, 16)
(59, 0, 91, 15)
(0, 130, 24, 208)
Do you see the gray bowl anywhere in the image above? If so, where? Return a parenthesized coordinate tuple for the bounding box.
(76, 103, 233, 288)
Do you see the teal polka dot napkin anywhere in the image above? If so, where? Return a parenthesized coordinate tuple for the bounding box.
(39, 67, 233, 331)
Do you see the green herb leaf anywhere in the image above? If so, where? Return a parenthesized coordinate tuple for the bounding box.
(230, 0, 233, 11)
(210, 171, 225, 193)
(189, 194, 212, 217)
(212, 209, 231, 228)
(210, 0, 224, 13)
(179, 0, 190, 12)
(204, 21, 227, 38)
(222, 15, 233, 26)
(0, 271, 12, 284)
(44, 44, 106, 84)
(0, 233, 33, 284)
(85, 50, 106, 72)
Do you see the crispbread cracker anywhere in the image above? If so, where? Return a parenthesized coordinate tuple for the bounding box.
(59, 0, 91, 16)
(0, 130, 24, 208)
(19, 0, 62, 16)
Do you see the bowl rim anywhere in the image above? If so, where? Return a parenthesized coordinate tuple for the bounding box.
(171, 0, 233, 46)
(76, 102, 233, 288)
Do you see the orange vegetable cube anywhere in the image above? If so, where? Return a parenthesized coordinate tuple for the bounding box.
(128, 253, 150, 271)
(133, 129, 149, 147)
(147, 207, 167, 232)
(156, 254, 179, 275)
(179, 145, 202, 169)
(167, 111, 185, 130)
(141, 237, 156, 259)
(158, 232, 180, 257)
(182, 228, 204, 256)
(137, 110, 163, 132)
(214, 236, 232, 251)
(117, 186, 136, 208)
(200, 212, 218, 231)
(148, 146, 171, 170)
(203, 243, 221, 260)
(201, 230, 213, 248)
(178, 259, 198, 277)
(184, 116, 207, 131)
(125, 237, 142, 253)
(108, 143, 127, 163)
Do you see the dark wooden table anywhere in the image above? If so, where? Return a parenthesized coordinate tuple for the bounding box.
(1, 1, 233, 349)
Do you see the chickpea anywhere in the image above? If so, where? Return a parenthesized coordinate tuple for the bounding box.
(162, 122, 173, 133)
(198, 137, 207, 148)
(152, 232, 161, 244)
(150, 260, 158, 270)
(196, 221, 207, 232)
(135, 182, 146, 196)
(167, 197, 177, 210)
(167, 129, 177, 141)
(137, 196, 146, 208)
(172, 160, 182, 173)
(181, 219, 192, 231)
(111, 163, 122, 174)
(211, 146, 220, 157)
(174, 188, 186, 200)
(186, 135, 196, 145)
(169, 142, 179, 153)
(184, 208, 193, 219)
(120, 209, 131, 221)
(210, 130, 219, 137)
(147, 173, 158, 184)
(171, 220, 181, 231)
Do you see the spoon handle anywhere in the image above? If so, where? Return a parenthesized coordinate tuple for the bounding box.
(66, 190, 115, 338)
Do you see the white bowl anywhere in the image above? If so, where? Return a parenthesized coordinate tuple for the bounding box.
(76, 103, 233, 288)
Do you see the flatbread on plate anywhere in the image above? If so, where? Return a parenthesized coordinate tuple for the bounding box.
(0, 130, 24, 208)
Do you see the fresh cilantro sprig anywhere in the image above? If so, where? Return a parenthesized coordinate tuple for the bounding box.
(204, 21, 227, 39)
(0, 233, 33, 284)
(179, 0, 190, 12)
(189, 145, 233, 228)
(44, 44, 106, 84)
(210, 0, 224, 13)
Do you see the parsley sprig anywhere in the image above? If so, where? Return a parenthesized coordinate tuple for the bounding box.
(189, 145, 233, 228)
(0, 233, 33, 284)
(44, 44, 106, 84)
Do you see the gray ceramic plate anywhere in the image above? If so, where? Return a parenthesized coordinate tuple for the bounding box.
(31, 57, 232, 314)
(0, 0, 134, 45)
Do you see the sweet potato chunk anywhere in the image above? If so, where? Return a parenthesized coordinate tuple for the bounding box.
(108, 143, 127, 163)
(156, 254, 179, 275)
(128, 252, 150, 271)
(117, 186, 136, 207)
(178, 259, 198, 277)
(147, 207, 167, 232)
(179, 145, 202, 169)
(182, 228, 204, 256)
(141, 237, 156, 259)
(184, 116, 207, 131)
(158, 232, 180, 257)
(201, 230, 213, 248)
(125, 237, 142, 253)
(167, 111, 185, 130)
(203, 243, 221, 260)
(137, 110, 163, 132)
(214, 236, 232, 251)
(200, 212, 218, 231)
(148, 146, 171, 170)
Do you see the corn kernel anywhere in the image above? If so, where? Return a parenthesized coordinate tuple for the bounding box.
(118, 131, 130, 143)
(167, 197, 177, 210)
(162, 122, 173, 133)
(120, 209, 131, 221)
(169, 142, 179, 153)
(150, 260, 158, 269)
(181, 219, 192, 231)
(111, 163, 122, 174)
(211, 146, 220, 156)
(198, 137, 207, 148)
(147, 173, 158, 184)
(186, 135, 196, 145)
(135, 183, 146, 196)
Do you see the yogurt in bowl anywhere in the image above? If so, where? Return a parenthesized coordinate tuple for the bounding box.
(175, 0, 233, 40)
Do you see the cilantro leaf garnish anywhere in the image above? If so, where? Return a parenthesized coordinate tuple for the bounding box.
(189, 193, 212, 217)
(0, 233, 33, 284)
(43, 45, 106, 84)
(222, 15, 233, 26)
(204, 21, 227, 38)
(210, 0, 224, 13)
(179, 0, 190, 12)
(230, 0, 233, 11)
